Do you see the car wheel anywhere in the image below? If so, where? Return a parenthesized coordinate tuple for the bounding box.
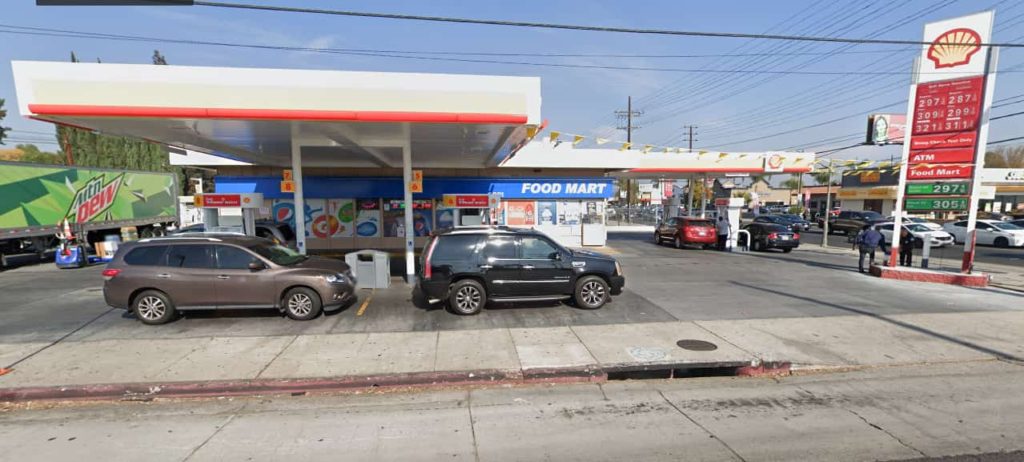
(574, 275, 609, 309)
(994, 237, 1009, 248)
(283, 287, 322, 320)
(782, 248, 793, 253)
(448, 279, 485, 315)
(133, 290, 177, 325)
(674, 235, 682, 249)
(654, 233, 661, 245)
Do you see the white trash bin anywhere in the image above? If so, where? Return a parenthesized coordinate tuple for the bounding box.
(345, 250, 391, 289)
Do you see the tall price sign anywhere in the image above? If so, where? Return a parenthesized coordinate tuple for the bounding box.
(891, 11, 996, 272)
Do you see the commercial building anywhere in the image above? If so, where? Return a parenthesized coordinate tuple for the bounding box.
(838, 169, 898, 215)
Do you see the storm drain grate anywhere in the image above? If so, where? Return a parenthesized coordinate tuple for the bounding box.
(676, 339, 718, 351)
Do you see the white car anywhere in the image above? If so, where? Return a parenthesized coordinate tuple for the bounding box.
(874, 223, 955, 248)
(942, 219, 1024, 248)
(883, 216, 944, 231)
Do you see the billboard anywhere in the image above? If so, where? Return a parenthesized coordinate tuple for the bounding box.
(866, 113, 906, 145)
(0, 162, 177, 233)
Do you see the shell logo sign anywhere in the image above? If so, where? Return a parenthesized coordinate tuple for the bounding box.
(927, 28, 982, 69)
(763, 153, 785, 173)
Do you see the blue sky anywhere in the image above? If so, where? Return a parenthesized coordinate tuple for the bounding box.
(2, 0, 1024, 163)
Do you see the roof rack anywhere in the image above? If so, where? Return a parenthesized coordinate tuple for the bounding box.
(138, 236, 223, 243)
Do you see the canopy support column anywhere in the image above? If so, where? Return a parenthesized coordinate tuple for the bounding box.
(402, 143, 415, 284)
(290, 125, 307, 254)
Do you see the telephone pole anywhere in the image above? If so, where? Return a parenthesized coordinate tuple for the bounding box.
(615, 96, 643, 222)
(681, 125, 698, 152)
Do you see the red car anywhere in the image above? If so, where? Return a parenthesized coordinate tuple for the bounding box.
(655, 217, 718, 249)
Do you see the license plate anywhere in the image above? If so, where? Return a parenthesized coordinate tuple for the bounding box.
(780, 236, 790, 241)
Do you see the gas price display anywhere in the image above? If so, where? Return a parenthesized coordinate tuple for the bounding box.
(912, 76, 983, 136)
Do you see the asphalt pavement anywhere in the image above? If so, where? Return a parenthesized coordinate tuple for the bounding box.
(3, 361, 1022, 461)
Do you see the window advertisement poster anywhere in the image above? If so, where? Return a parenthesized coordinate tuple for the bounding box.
(506, 200, 536, 226)
(272, 198, 320, 237)
(355, 199, 381, 237)
(382, 199, 406, 237)
(492, 200, 507, 226)
(537, 201, 558, 225)
(436, 206, 455, 230)
(327, 199, 355, 238)
(582, 201, 605, 224)
(413, 200, 434, 237)
(558, 201, 581, 225)
(304, 199, 335, 239)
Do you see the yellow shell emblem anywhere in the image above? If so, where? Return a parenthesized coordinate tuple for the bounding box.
(927, 28, 982, 69)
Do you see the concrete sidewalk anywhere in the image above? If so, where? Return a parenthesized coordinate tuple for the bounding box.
(3, 309, 1023, 401)
(796, 244, 1024, 291)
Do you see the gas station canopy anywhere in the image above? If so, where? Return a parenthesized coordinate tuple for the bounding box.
(12, 61, 541, 168)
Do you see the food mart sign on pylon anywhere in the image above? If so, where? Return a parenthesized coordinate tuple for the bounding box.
(890, 10, 996, 272)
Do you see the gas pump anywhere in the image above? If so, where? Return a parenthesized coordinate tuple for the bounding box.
(715, 197, 744, 250)
(193, 193, 264, 235)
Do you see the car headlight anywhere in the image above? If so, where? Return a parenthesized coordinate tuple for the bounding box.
(615, 261, 623, 276)
(325, 273, 349, 284)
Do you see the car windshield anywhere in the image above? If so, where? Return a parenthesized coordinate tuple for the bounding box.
(686, 220, 714, 228)
(905, 224, 930, 232)
(861, 211, 883, 220)
(993, 222, 1024, 231)
(247, 243, 307, 265)
(779, 214, 802, 221)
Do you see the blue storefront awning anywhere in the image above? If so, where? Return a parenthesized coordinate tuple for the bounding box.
(215, 176, 616, 200)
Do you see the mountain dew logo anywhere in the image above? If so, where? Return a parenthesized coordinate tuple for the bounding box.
(66, 174, 124, 223)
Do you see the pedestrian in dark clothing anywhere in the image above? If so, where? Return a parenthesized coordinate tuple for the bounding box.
(899, 228, 915, 267)
(716, 215, 731, 251)
(853, 225, 888, 273)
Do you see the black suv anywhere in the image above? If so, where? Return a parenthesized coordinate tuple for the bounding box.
(831, 210, 884, 235)
(416, 227, 625, 315)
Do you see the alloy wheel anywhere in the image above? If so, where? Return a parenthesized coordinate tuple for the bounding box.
(288, 293, 314, 316)
(455, 286, 482, 311)
(581, 281, 606, 306)
(137, 296, 166, 321)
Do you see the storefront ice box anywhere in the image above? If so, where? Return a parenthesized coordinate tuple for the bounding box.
(345, 250, 391, 289)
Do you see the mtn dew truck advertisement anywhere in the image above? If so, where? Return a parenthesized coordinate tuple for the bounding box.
(0, 162, 178, 236)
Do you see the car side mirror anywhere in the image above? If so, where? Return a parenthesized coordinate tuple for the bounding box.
(248, 260, 266, 271)
(552, 252, 562, 261)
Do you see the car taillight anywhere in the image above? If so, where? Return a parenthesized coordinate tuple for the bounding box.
(794, 233, 800, 240)
(102, 268, 121, 280)
(768, 233, 778, 239)
(423, 238, 438, 279)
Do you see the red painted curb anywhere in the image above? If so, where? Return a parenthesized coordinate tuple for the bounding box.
(735, 362, 792, 377)
(870, 265, 990, 287)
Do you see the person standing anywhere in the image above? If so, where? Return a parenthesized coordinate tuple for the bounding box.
(716, 215, 731, 251)
(853, 224, 887, 273)
(899, 228, 915, 267)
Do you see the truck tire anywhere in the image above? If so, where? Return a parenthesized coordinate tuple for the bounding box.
(448, 279, 485, 315)
(574, 275, 609, 309)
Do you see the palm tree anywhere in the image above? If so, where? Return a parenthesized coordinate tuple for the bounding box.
(781, 176, 801, 207)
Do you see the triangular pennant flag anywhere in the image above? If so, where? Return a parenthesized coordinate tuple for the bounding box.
(549, 131, 560, 143)
(718, 152, 729, 159)
(857, 160, 873, 168)
(675, 148, 683, 154)
(698, 151, 708, 157)
(620, 142, 632, 151)
(739, 154, 748, 159)
(877, 161, 891, 169)
(526, 126, 538, 139)
(794, 157, 803, 162)
(844, 160, 857, 167)
(595, 138, 609, 145)
(643, 144, 653, 153)
(663, 147, 671, 154)
(572, 135, 584, 146)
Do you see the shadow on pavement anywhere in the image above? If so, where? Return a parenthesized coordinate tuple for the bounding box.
(731, 280, 1024, 363)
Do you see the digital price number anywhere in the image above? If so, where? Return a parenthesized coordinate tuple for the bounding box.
(912, 76, 984, 136)
(905, 197, 968, 211)
(906, 182, 969, 196)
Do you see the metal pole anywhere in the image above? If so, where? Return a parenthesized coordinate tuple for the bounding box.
(626, 96, 632, 224)
(822, 159, 834, 247)
(290, 124, 307, 255)
(962, 47, 999, 274)
(402, 143, 415, 283)
(888, 57, 921, 268)
(921, 239, 931, 269)
(700, 174, 707, 219)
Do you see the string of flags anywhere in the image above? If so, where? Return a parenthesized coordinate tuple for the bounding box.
(532, 128, 809, 163)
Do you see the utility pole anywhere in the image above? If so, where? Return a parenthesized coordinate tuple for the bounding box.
(821, 159, 834, 247)
(615, 96, 643, 223)
(682, 125, 698, 152)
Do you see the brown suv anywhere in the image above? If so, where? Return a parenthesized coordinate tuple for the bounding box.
(102, 235, 356, 324)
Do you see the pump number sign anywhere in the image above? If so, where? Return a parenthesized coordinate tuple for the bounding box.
(906, 182, 969, 196)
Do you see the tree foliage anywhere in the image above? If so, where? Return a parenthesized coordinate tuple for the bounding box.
(0, 98, 9, 145)
(810, 169, 834, 186)
(12, 144, 65, 164)
(781, 176, 801, 191)
(985, 145, 1024, 168)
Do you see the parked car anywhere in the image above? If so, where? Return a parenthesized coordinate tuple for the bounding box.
(170, 221, 296, 247)
(942, 220, 1024, 248)
(1010, 219, 1024, 229)
(416, 227, 625, 315)
(102, 235, 356, 324)
(956, 211, 1011, 222)
(739, 223, 800, 252)
(776, 214, 812, 231)
(872, 223, 954, 248)
(830, 210, 885, 235)
(654, 217, 717, 249)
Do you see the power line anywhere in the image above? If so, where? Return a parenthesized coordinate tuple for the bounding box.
(988, 135, 1024, 145)
(192, 1, 1024, 48)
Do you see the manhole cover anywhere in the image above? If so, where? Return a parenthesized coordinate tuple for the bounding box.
(676, 339, 718, 351)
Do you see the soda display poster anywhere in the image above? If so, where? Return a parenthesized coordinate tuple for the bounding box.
(506, 200, 536, 226)
(355, 199, 381, 237)
(382, 199, 405, 237)
(537, 201, 557, 225)
(436, 207, 455, 230)
(413, 200, 434, 237)
(558, 201, 581, 225)
(328, 199, 355, 237)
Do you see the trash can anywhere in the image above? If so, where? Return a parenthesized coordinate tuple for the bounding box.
(345, 250, 391, 289)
